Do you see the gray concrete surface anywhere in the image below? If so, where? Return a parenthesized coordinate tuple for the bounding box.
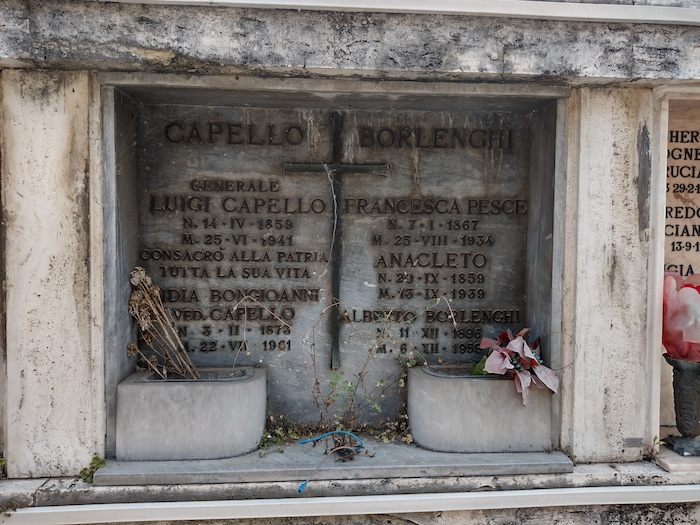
(116, 368, 266, 461)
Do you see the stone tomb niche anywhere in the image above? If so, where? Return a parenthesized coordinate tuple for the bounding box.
(106, 86, 557, 451)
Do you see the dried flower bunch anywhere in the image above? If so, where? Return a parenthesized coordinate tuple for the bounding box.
(127, 267, 200, 379)
(663, 272, 700, 363)
(478, 328, 559, 405)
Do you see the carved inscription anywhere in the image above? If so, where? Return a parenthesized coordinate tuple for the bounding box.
(339, 194, 527, 360)
(143, 177, 326, 353)
(136, 103, 531, 419)
(666, 101, 700, 277)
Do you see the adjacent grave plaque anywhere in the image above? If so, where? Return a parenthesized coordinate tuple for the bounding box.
(136, 98, 545, 423)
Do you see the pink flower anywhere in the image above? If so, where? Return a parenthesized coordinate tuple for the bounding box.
(480, 337, 503, 352)
(506, 336, 539, 369)
(514, 370, 533, 405)
(484, 348, 514, 374)
(479, 330, 559, 405)
(531, 362, 559, 394)
(663, 272, 700, 362)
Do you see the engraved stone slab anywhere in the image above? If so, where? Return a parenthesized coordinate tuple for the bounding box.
(138, 105, 333, 422)
(134, 98, 550, 426)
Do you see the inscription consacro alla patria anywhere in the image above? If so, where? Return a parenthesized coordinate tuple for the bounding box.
(137, 106, 529, 373)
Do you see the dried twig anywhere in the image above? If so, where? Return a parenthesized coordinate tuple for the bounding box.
(127, 267, 200, 380)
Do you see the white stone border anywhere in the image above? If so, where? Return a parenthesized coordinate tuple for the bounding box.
(5, 486, 700, 525)
(647, 88, 667, 451)
(97, 73, 572, 98)
(91, 0, 700, 27)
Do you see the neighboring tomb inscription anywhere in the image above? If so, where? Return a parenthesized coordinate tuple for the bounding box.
(666, 100, 700, 278)
(137, 101, 535, 422)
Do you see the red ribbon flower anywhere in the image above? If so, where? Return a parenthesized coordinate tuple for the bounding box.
(480, 329, 559, 405)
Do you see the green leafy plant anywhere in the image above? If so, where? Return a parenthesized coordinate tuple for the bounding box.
(645, 435, 666, 460)
(79, 455, 106, 483)
(259, 414, 303, 449)
(471, 355, 487, 376)
(296, 299, 442, 492)
(309, 303, 426, 458)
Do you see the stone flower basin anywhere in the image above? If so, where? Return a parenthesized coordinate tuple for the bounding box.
(116, 366, 266, 461)
(407, 365, 552, 453)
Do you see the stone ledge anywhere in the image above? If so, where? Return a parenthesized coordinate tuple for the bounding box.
(656, 447, 700, 473)
(1, 459, 699, 508)
(93, 443, 573, 486)
(0, 479, 47, 508)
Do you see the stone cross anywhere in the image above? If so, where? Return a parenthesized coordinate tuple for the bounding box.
(285, 112, 389, 369)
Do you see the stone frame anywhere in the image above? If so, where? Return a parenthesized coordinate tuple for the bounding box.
(98, 73, 569, 460)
